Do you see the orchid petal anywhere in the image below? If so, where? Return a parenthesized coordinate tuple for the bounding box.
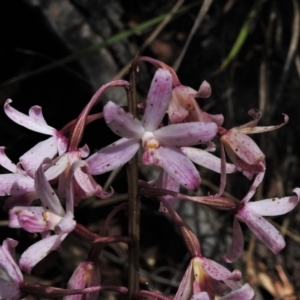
(86, 138, 140, 175)
(19, 233, 68, 274)
(4, 99, 56, 135)
(57, 136, 68, 155)
(0, 147, 17, 173)
(201, 257, 241, 281)
(247, 188, 300, 216)
(55, 211, 76, 234)
(154, 122, 218, 146)
(103, 101, 144, 138)
(181, 147, 238, 173)
(221, 283, 255, 300)
(174, 261, 193, 300)
(0, 239, 23, 284)
(143, 146, 201, 190)
(237, 206, 285, 253)
(194, 80, 212, 98)
(142, 68, 172, 131)
(20, 136, 59, 171)
(9, 207, 47, 232)
(241, 171, 265, 204)
(0, 174, 35, 196)
(44, 154, 70, 180)
(0, 278, 22, 300)
(223, 218, 244, 263)
(28, 105, 48, 125)
(35, 161, 65, 216)
(191, 292, 210, 300)
(3, 191, 39, 210)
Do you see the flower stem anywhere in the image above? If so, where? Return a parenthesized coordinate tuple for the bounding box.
(127, 54, 141, 299)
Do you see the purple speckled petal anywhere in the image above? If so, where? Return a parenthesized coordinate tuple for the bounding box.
(19, 233, 68, 274)
(174, 260, 193, 300)
(0, 173, 35, 196)
(86, 138, 140, 175)
(181, 147, 238, 173)
(154, 122, 218, 146)
(221, 283, 255, 300)
(20, 136, 59, 171)
(143, 146, 200, 190)
(103, 101, 144, 138)
(4, 99, 56, 135)
(0, 239, 23, 284)
(237, 205, 285, 253)
(142, 69, 172, 131)
(0, 147, 17, 173)
(201, 257, 241, 281)
(223, 218, 244, 263)
(247, 188, 300, 216)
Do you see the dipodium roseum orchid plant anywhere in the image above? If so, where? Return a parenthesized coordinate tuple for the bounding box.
(0, 55, 298, 300)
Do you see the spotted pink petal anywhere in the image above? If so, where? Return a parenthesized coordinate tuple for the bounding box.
(237, 205, 285, 253)
(174, 260, 193, 300)
(141, 68, 172, 131)
(180, 147, 238, 173)
(221, 283, 255, 300)
(103, 101, 144, 139)
(154, 122, 218, 146)
(0, 278, 23, 300)
(247, 188, 300, 216)
(0, 147, 17, 173)
(35, 161, 65, 216)
(201, 257, 241, 281)
(19, 233, 68, 274)
(86, 138, 140, 175)
(4, 99, 56, 135)
(20, 136, 60, 171)
(0, 173, 35, 196)
(143, 146, 201, 190)
(0, 239, 23, 284)
(223, 218, 244, 263)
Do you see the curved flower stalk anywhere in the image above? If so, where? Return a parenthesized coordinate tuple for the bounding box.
(86, 69, 218, 190)
(4, 99, 68, 172)
(0, 239, 25, 300)
(9, 159, 79, 274)
(224, 188, 300, 263)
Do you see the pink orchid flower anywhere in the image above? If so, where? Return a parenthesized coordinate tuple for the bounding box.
(0, 239, 25, 300)
(86, 69, 218, 190)
(4, 99, 68, 172)
(174, 255, 254, 300)
(224, 188, 300, 263)
(9, 159, 78, 274)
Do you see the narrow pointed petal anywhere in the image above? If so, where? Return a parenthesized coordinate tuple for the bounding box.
(20, 136, 59, 171)
(0, 174, 35, 196)
(19, 233, 68, 274)
(247, 188, 300, 216)
(223, 218, 244, 263)
(174, 261, 193, 300)
(237, 206, 285, 253)
(28, 105, 48, 125)
(0, 147, 17, 173)
(181, 147, 238, 173)
(103, 101, 144, 138)
(35, 162, 65, 216)
(4, 99, 56, 135)
(221, 283, 255, 300)
(241, 171, 265, 204)
(0, 278, 23, 300)
(44, 154, 70, 180)
(0, 239, 23, 284)
(86, 138, 140, 175)
(154, 122, 218, 146)
(142, 68, 172, 131)
(201, 257, 241, 281)
(143, 146, 201, 190)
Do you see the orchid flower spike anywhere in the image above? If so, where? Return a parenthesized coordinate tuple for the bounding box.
(9, 158, 79, 274)
(4, 99, 68, 172)
(86, 69, 218, 190)
(224, 188, 300, 263)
